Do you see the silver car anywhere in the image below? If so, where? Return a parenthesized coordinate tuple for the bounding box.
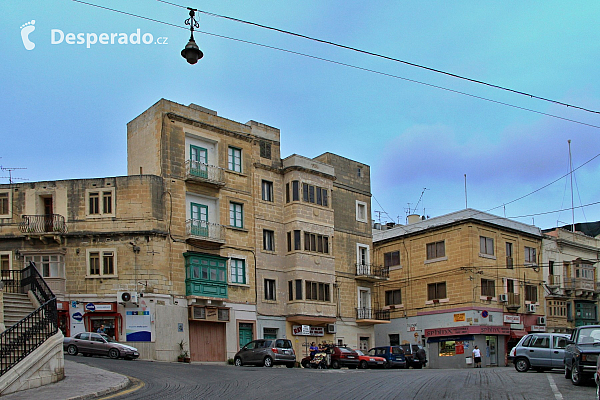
(64, 332, 139, 360)
(234, 339, 296, 368)
(512, 333, 569, 372)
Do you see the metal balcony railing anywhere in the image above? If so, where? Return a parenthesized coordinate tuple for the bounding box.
(185, 160, 225, 185)
(355, 264, 389, 280)
(19, 214, 67, 234)
(506, 292, 520, 306)
(185, 219, 225, 242)
(548, 275, 561, 286)
(356, 308, 390, 321)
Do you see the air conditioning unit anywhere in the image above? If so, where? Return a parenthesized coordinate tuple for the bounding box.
(327, 324, 336, 334)
(117, 291, 139, 305)
(537, 316, 546, 325)
(499, 294, 508, 302)
(526, 304, 536, 313)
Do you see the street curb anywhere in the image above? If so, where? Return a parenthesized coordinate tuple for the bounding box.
(65, 376, 132, 400)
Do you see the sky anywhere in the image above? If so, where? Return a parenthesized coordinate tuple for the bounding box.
(2, 1, 599, 231)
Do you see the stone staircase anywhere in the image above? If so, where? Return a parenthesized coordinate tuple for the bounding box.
(3, 293, 36, 328)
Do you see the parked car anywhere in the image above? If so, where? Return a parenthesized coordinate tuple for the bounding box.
(565, 325, 600, 385)
(511, 333, 569, 372)
(356, 349, 386, 369)
(368, 346, 407, 369)
(234, 339, 296, 368)
(400, 344, 427, 369)
(64, 332, 139, 360)
(595, 356, 600, 400)
(330, 346, 359, 369)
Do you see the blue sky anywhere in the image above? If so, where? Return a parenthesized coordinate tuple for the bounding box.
(2, 1, 599, 230)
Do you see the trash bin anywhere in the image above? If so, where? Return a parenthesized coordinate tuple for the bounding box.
(465, 356, 473, 365)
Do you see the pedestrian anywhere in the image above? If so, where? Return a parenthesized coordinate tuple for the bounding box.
(473, 345, 482, 368)
(97, 324, 105, 334)
(310, 342, 318, 357)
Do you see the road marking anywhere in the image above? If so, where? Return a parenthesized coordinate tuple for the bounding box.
(546, 373, 564, 400)
(97, 376, 145, 399)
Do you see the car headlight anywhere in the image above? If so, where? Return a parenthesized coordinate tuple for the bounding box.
(369, 358, 376, 361)
(583, 354, 598, 363)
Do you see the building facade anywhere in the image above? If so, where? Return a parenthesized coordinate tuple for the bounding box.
(372, 209, 545, 369)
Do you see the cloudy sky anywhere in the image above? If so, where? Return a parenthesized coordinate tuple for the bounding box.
(2, 1, 599, 230)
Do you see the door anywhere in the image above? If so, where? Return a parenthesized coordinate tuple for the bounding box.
(527, 335, 552, 367)
(190, 145, 208, 178)
(357, 245, 369, 274)
(189, 321, 226, 362)
(359, 289, 370, 318)
(551, 335, 568, 367)
(43, 197, 53, 232)
(359, 337, 370, 352)
(190, 203, 209, 237)
(239, 323, 253, 349)
(89, 333, 109, 356)
(485, 336, 497, 365)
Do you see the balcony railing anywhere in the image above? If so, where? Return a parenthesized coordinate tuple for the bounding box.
(185, 160, 225, 186)
(356, 308, 390, 321)
(185, 219, 225, 243)
(355, 264, 389, 280)
(563, 278, 595, 291)
(19, 214, 67, 234)
(506, 292, 520, 306)
(548, 275, 561, 286)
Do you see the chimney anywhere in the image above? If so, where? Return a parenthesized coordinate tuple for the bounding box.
(407, 214, 421, 224)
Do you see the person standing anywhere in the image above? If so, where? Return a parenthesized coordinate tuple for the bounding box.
(473, 345, 482, 368)
(309, 342, 318, 357)
(97, 324, 105, 334)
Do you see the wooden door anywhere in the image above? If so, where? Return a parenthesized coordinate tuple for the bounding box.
(190, 321, 226, 362)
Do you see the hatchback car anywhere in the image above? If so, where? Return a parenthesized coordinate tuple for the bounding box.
(234, 339, 296, 368)
(512, 333, 569, 372)
(329, 346, 359, 369)
(64, 332, 139, 360)
(356, 349, 386, 369)
(369, 346, 407, 369)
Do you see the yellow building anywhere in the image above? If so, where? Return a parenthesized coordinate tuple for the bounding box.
(373, 209, 544, 369)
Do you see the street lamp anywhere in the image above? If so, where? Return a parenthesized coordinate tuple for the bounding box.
(181, 8, 203, 64)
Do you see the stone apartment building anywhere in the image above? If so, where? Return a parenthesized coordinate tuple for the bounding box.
(0, 98, 376, 362)
(542, 226, 600, 332)
(372, 209, 545, 369)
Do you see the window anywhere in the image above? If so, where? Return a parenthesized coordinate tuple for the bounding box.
(24, 254, 65, 278)
(0, 192, 10, 217)
(554, 336, 567, 349)
(295, 279, 302, 300)
(228, 146, 242, 172)
(427, 282, 446, 300)
(426, 241, 445, 260)
(263, 230, 275, 251)
(525, 246, 537, 264)
(530, 336, 549, 348)
(230, 258, 245, 284)
(479, 236, 494, 256)
(87, 189, 114, 216)
(385, 289, 402, 305)
(304, 232, 329, 254)
(481, 279, 495, 297)
(356, 201, 367, 223)
(384, 251, 400, 268)
(506, 242, 513, 269)
(357, 167, 362, 177)
(0, 253, 11, 278)
(292, 181, 300, 201)
(305, 281, 330, 302)
(264, 279, 276, 300)
(288, 281, 293, 301)
(261, 180, 273, 202)
(86, 250, 115, 277)
(525, 284, 537, 303)
(294, 230, 301, 250)
(301, 183, 328, 206)
(389, 334, 400, 346)
(229, 202, 243, 228)
(259, 141, 271, 159)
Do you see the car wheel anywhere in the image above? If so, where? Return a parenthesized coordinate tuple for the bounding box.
(286, 363, 295, 368)
(359, 360, 368, 369)
(108, 348, 120, 359)
(514, 357, 530, 373)
(234, 357, 243, 367)
(263, 356, 273, 367)
(331, 360, 340, 369)
(565, 364, 571, 379)
(67, 345, 78, 356)
(384, 360, 391, 369)
(571, 362, 584, 386)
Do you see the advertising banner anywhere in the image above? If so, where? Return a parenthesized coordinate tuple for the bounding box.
(126, 310, 151, 341)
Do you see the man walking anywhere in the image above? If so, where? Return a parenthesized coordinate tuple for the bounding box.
(473, 345, 482, 368)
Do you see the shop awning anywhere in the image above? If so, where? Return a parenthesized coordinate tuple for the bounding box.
(509, 330, 528, 339)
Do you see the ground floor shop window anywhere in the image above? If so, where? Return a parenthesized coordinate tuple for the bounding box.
(90, 317, 116, 339)
(439, 341, 455, 357)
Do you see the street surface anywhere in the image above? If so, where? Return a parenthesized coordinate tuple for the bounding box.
(67, 355, 596, 400)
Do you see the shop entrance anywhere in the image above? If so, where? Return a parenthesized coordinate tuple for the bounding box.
(486, 336, 498, 365)
(89, 316, 117, 339)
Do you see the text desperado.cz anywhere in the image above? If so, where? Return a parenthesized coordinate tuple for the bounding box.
(51, 29, 167, 48)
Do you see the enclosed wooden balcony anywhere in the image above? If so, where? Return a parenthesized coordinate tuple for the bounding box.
(185, 160, 225, 187)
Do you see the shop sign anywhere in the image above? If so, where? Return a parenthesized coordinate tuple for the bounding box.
(453, 313, 466, 322)
(455, 344, 464, 354)
(425, 325, 510, 337)
(302, 325, 310, 335)
(85, 303, 96, 312)
(530, 325, 546, 332)
(84, 303, 113, 312)
(72, 312, 83, 321)
(504, 315, 520, 324)
(126, 310, 151, 341)
(292, 325, 325, 336)
(407, 323, 418, 332)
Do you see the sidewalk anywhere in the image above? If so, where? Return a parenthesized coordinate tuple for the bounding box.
(2, 359, 131, 400)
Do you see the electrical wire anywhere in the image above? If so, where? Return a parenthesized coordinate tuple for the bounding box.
(157, 0, 600, 116)
(71, 0, 600, 130)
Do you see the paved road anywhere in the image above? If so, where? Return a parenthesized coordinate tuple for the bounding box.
(67, 355, 596, 400)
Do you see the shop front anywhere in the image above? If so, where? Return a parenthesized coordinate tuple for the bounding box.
(287, 316, 336, 359)
(425, 325, 509, 369)
(82, 302, 121, 340)
(57, 300, 70, 337)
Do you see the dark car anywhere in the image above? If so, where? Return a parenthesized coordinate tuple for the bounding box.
(64, 332, 139, 360)
(234, 339, 296, 368)
(564, 325, 600, 385)
(330, 346, 359, 369)
(400, 344, 427, 369)
(369, 346, 407, 369)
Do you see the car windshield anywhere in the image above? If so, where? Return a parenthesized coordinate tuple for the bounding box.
(366, 349, 377, 356)
(338, 347, 354, 353)
(355, 350, 364, 356)
(576, 328, 600, 344)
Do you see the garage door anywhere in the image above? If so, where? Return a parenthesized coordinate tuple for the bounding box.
(189, 321, 226, 362)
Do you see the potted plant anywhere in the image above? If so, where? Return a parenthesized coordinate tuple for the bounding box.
(183, 350, 191, 363)
(177, 339, 187, 362)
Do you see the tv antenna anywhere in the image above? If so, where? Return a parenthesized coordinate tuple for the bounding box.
(0, 166, 28, 184)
